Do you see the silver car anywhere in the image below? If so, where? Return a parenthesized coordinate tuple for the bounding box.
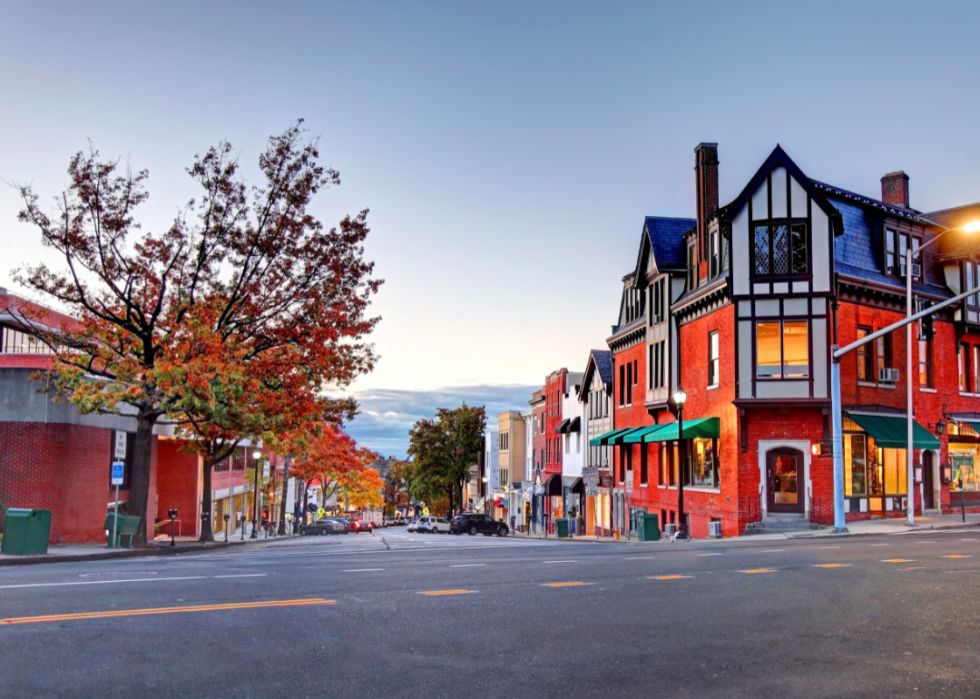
(418, 516, 450, 534)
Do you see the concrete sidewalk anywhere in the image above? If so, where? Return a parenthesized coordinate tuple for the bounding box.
(512, 511, 980, 544)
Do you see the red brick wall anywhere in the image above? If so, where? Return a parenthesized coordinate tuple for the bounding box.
(545, 371, 567, 475)
(531, 389, 546, 478)
(0, 423, 111, 544)
(156, 439, 201, 540)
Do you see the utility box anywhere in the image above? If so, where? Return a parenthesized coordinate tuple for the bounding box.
(637, 512, 660, 542)
(556, 518, 569, 538)
(1, 508, 52, 556)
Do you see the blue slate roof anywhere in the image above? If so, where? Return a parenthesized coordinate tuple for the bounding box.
(830, 196, 949, 298)
(591, 349, 613, 385)
(813, 180, 929, 224)
(646, 216, 696, 269)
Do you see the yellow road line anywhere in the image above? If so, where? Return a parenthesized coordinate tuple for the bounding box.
(418, 589, 475, 596)
(813, 564, 850, 568)
(943, 555, 971, 559)
(881, 559, 915, 563)
(542, 582, 593, 588)
(739, 569, 776, 574)
(650, 575, 692, 580)
(0, 599, 334, 626)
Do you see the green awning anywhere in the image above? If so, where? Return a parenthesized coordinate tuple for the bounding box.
(960, 421, 980, 435)
(846, 413, 940, 450)
(640, 417, 721, 443)
(588, 428, 634, 447)
(621, 425, 667, 444)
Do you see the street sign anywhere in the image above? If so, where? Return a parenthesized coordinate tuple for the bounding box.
(114, 431, 127, 460)
(111, 461, 125, 486)
(586, 484, 598, 498)
(625, 470, 634, 494)
(582, 465, 599, 485)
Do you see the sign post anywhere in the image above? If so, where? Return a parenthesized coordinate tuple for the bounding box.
(110, 461, 124, 548)
(625, 470, 634, 540)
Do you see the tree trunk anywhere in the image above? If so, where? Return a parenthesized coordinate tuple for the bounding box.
(278, 455, 290, 535)
(129, 411, 158, 545)
(199, 457, 216, 543)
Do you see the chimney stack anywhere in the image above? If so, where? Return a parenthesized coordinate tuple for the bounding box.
(881, 171, 910, 208)
(695, 143, 719, 255)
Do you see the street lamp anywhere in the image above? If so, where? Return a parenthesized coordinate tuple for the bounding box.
(673, 386, 687, 539)
(904, 221, 980, 526)
(250, 449, 262, 539)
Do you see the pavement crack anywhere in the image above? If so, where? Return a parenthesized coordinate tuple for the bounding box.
(380, 536, 391, 550)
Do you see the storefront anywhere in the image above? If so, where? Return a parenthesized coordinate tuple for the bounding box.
(947, 420, 980, 508)
(841, 413, 939, 516)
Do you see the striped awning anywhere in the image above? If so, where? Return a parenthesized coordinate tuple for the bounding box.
(588, 428, 635, 447)
(637, 417, 721, 443)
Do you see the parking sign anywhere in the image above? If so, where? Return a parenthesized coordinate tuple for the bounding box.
(111, 461, 125, 485)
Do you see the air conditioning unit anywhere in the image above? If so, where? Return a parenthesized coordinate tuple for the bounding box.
(708, 521, 723, 538)
(664, 523, 676, 536)
(910, 263, 922, 279)
(879, 367, 900, 384)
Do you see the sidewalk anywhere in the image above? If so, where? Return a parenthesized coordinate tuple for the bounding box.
(0, 525, 298, 567)
(512, 512, 980, 544)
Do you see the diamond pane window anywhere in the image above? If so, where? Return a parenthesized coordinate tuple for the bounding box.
(772, 225, 789, 274)
(754, 226, 770, 275)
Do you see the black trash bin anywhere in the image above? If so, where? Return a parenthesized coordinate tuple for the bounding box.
(1, 508, 52, 555)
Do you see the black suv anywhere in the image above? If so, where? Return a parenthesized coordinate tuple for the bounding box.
(450, 513, 509, 537)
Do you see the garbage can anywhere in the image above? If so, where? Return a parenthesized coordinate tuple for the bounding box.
(638, 513, 660, 542)
(1, 508, 52, 555)
(556, 518, 569, 538)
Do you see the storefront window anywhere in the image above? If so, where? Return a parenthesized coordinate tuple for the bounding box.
(881, 448, 908, 495)
(844, 434, 867, 496)
(688, 437, 718, 487)
(950, 445, 980, 492)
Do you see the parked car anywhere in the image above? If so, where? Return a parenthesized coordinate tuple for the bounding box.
(326, 517, 351, 534)
(418, 516, 451, 534)
(300, 519, 344, 536)
(450, 513, 509, 537)
(406, 518, 421, 532)
(351, 520, 374, 533)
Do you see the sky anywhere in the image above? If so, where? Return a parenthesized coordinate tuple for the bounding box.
(2, 1, 979, 458)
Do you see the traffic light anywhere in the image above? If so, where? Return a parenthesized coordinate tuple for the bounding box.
(920, 303, 934, 340)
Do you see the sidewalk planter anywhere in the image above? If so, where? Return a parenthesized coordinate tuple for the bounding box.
(1, 508, 52, 555)
(637, 513, 660, 542)
(556, 518, 569, 538)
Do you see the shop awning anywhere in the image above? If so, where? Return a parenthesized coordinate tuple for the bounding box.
(621, 425, 667, 444)
(562, 476, 583, 493)
(556, 419, 570, 434)
(845, 413, 940, 450)
(589, 427, 633, 446)
(544, 474, 564, 496)
(639, 417, 721, 443)
(567, 417, 581, 433)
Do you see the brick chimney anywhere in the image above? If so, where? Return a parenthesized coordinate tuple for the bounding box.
(695, 143, 719, 256)
(881, 171, 910, 208)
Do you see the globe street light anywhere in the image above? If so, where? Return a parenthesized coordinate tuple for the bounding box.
(250, 449, 262, 539)
(673, 386, 687, 539)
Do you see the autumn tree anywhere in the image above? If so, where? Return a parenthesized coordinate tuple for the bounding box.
(286, 423, 374, 513)
(13, 122, 382, 543)
(407, 404, 486, 515)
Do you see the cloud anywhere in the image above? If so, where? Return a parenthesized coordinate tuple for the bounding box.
(340, 384, 540, 459)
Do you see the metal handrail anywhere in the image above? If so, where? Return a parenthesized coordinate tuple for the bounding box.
(154, 519, 182, 538)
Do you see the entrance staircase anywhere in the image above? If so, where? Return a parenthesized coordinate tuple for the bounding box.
(743, 512, 823, 535)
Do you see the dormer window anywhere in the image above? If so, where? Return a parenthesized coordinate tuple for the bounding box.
(687, 242, 697, 290)
(753, 222, 808, 277)
(885, 228, 923, 281)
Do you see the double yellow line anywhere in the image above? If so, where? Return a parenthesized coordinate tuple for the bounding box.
(0, 598, 334, 626)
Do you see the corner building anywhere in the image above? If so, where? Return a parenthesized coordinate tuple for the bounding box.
(591, 143, 980, 537)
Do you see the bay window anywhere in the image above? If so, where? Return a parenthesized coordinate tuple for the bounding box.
(756, 321, 809, 379)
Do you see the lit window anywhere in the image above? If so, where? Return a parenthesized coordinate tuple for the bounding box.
(756, 321, 809, 379)
(708, 331, 719, 386)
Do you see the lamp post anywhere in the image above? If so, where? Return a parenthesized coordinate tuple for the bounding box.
(250, 449, 263, 539)
(831, 220, 980, 532)
(904, 221, 980, 526)
(673, 386, 687, 539)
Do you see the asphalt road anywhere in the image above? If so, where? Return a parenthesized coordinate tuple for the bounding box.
(2, 527, 980, 698)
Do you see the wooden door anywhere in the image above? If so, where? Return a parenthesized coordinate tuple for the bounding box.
(767, 447, 805, 514)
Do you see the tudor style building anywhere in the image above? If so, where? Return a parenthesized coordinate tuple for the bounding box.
(591, 143, 980, 538)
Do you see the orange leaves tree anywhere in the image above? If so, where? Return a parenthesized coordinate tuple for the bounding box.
(286, 424, 376, 513)
(14, 122, 382, 543)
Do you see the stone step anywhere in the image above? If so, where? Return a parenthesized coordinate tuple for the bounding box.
(743, 519, 823, 535)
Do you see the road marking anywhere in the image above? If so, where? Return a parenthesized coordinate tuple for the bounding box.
(813, 564, 850, 568)
(881, 559, 915, 563)
(761, 549, 786, 553)
(418, 589, 475, 596)
(542, 560, 577, 564)
(943, 569, 980, 573)
(0, 576, 207, 590)
(342, 569, 385, 572)
(818, 546, 840, 549)
(542, 582, 593, 587)
(916, 541, 938, 544)
(698, 553, 723, 557)
(213, 574, 267, 579)
(943, 555, 972, 559)
(0, 599, 333, 625)
(624, 557, 657, 560)
(450, 564, 487, 568)
(869, 544, 891, 547)
(902, 567, 926, 570)
(960, 539, 978, 541)
(650, 575, 692, 580)
(739, 569, 776, 574)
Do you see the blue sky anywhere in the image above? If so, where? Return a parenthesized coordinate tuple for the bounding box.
(2, 1, 979, 458)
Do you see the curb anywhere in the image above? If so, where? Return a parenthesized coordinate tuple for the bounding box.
(0, 534, 298, 567)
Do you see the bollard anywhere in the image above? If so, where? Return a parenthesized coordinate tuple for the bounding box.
(614, 528, 620, 540)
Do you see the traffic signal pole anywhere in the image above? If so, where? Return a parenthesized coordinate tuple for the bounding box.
(831, 280, 980, 532)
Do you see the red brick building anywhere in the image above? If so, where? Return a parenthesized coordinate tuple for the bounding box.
(591, 144, 980, 538)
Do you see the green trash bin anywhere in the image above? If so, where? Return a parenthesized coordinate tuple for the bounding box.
(638, 513, 660, 542)
(556, 518, 569, 538)
(1, 508, 52, 555)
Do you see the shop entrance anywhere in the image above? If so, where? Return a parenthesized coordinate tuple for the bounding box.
(767, 447, 804, 514)
(923, 451, 936, 510)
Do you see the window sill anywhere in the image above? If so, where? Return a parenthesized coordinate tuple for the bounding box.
(654, 485, 720, 493)
(919, 387, 937, 393)
(858, 381, 895, 391)
(707, 384, 719, 391)
(960, 392, 977, 398)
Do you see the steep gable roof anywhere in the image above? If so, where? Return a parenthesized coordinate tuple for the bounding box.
(642, 216, 696, 274)
(579, 349, 613, 401)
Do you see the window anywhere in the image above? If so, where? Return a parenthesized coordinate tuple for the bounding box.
(651, 341, 666, 389)
(687, 243, 697, 291)
(0, 326, 55, 355)
(756, 321, 809, 379)
(685, 438, 719, 488)
(975, 346, 980, 393)
(966, 262, 980, 307)
(708, 331, 719, 387)
(886, 229, 923, 281)
(619, 365, 625, 406)
(877, 333, 893, 378)
(633, 359, 638, 386)
(919, 336, 933, 388)
(640, 445, 648, 485)
(856, 326, 873, 382)
(960, 344, 970, 392)
(710, 227, 720, 279)
(753, 223, 807, 276)
(626, 362, 633, 405)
